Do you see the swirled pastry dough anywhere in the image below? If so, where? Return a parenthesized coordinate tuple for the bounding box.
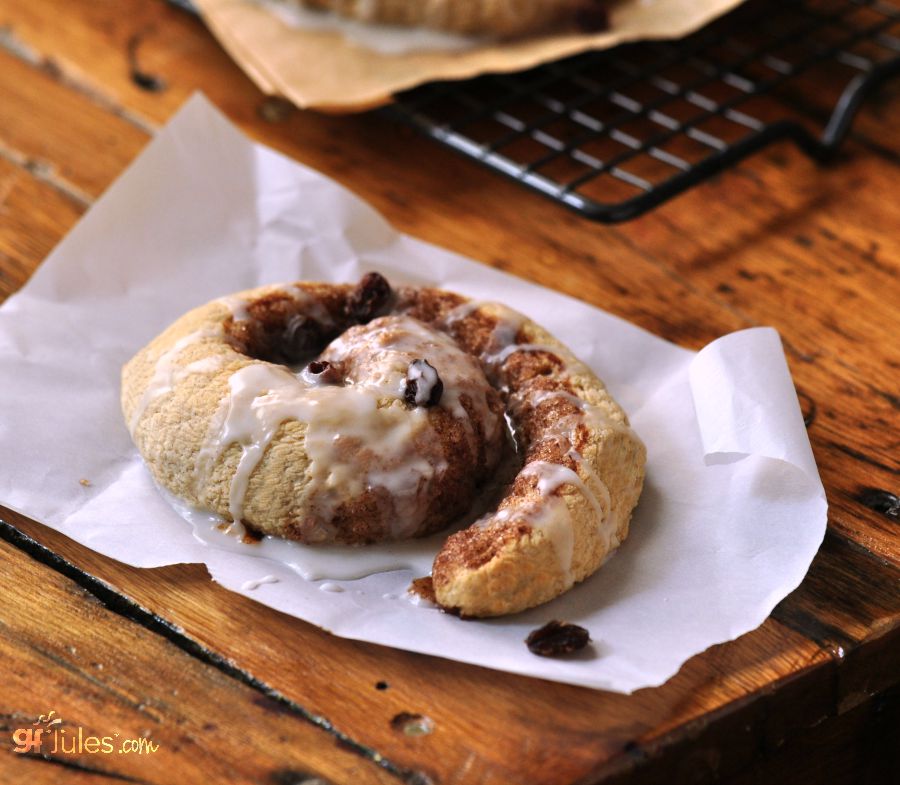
(122, 274, 645, 616)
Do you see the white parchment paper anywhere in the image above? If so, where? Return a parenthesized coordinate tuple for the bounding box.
(0, 95, 827, 692)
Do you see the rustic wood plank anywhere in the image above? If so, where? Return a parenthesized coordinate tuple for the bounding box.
(771, 531, 900, 651)
(0, 535, 408, 785)
(599, 678, 900, 785)
(7, 508, 900, 782)
(781, 354, 899, 565)
(0, 761, 119, 785)
(0, 47, 148, 200)
(731, 682, 900, 785)
(1, 508, 852, 783)
(0, 158, 85, 301)
(767, 41, 900, 158)
(627, 145, 900, 384)
(0, 748, 127, 785)
(851, 79, 900, 156)
(0, 0, 242, 128)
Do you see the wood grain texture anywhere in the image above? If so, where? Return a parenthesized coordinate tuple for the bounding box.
(3, 509, 899, 785)
(0, 47, 147, 201)
(0, 537, 403, 785)
(0, 157, 85, 302)
(0, 0, 898, 783)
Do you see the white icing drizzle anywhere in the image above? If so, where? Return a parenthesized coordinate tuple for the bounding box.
(406, 360, 440, 406)
(484, 342, 568, 367)
(134, 284, 335, 437)
(567, 450, 613, 531)
(442, 301, 570, 380)
(441, 299, 492, 326)
(194, 315, 503, 539)
(241, 574, 279, 591)
(527, 497, 574, 582)
(218, 294, 250, 322)
(321, 315, 504, 468)
(282, 284, 335, 327)
(509, 389, 632, 464)
(181, 355, 228, 376)
(129, 327, 223, 435)
(517, 459, 611, 583)
(523, 389, 627, 555)
(528, 389, 631, 434)
(511, 388, 621, 565)
(219, 285, 335, 327)
(439, 298, 630, 582)
(208, 363, 435, 532)
(441, 299, 526, 364)
(472, 496, 575, 584)
(524, 460, 608, 528)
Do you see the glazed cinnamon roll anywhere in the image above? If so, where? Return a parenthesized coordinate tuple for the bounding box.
(122, 273, 645, 615)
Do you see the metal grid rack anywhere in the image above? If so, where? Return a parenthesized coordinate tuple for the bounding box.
(173, 0, 900, 222)
(388, 0, 900, 222)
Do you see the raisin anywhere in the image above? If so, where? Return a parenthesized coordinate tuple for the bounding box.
(525, 621, 591, 656)
(404, 359, 443, 407)
(305, 359, 342, 384)
(346, 272, 392, 323)
(282, 314, 322, 362)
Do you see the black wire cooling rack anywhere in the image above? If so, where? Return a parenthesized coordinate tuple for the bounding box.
(388, 0, 900, 222)
(174, 0, 900, 223)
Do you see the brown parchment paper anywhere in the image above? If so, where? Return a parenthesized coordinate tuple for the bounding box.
(193, 0, 746, 111)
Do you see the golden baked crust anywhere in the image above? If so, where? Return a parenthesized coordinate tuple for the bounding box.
(122, 275, 645, 616)
(301, 0, 608, 38)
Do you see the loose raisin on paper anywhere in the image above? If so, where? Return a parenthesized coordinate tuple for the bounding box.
(525, 621, 591, 657)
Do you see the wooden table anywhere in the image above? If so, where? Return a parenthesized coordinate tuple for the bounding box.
(1, 2, 898, 783)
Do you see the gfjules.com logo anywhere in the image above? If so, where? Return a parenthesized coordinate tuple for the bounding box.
(11, 711, 160, 755)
